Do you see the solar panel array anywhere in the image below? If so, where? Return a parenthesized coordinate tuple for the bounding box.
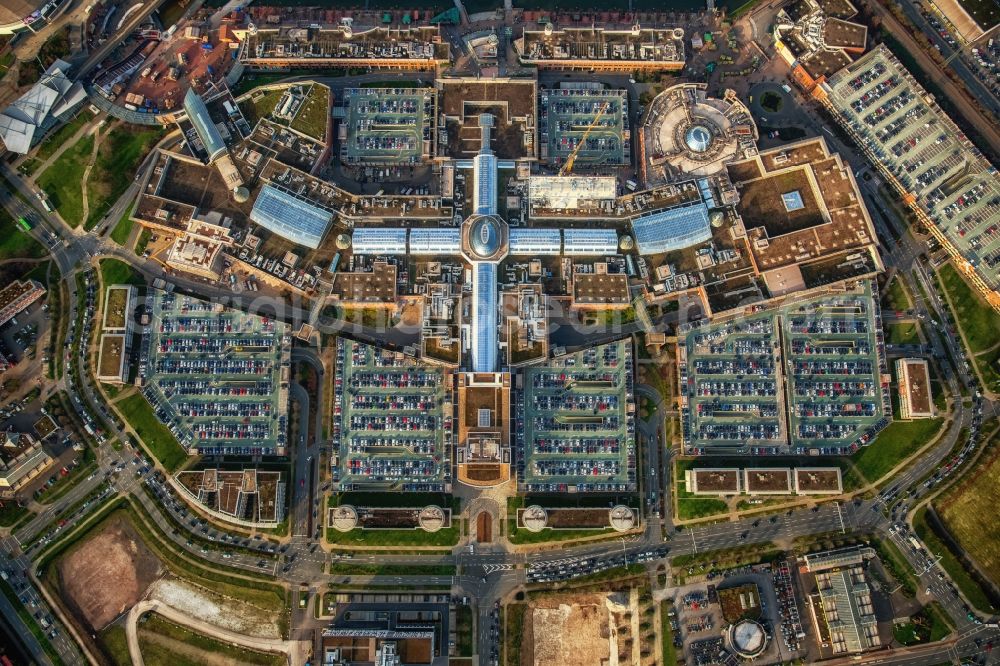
(351, 228, 407, 255)
(249, 185, 334, 250)
(509, 228, 562, 255)
(408, 228, 462, 254)
(631, 202, 712, 255)
(563, 228, 619, 255)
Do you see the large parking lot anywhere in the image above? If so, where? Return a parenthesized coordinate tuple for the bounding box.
(341, 88, 434, 166)
(515, 339, 636, 493)
(680, 281, 888, 454)
(140, 291, 290, 455)
(538, 88, 628, 167)
(331, 338, 451, 492)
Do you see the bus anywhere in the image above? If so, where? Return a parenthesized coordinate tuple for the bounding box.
(16, 217, 31, 232)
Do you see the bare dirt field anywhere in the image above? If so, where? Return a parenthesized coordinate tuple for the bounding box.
(56, 515, 162, 631)
(149, 578, 281, 638)
(524, 591, 629, 666)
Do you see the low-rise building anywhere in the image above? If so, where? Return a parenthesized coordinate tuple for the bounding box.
(516, 26, 685, 72)
(896, 358, 934, 419)
(0, 432, 53, 497)
(0, 280, 45, 327)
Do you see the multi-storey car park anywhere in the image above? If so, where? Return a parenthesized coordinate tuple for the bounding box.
(339, 87, 436, 166)
(514, 339, 636, 493)
(332, 338, 452, 493)
(820, 45, 1000, 309)
(678, 280, 889, 455)
(140, 290, 291, 456)
(538, 87, 629, 167)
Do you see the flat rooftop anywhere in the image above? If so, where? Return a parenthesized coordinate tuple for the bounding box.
(517, 27, 685, 65)
(572, 272, 630, 306)
(822, 45, 1000, 292)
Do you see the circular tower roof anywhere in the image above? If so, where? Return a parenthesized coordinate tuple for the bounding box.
(730, 620, 768, 658)
(685, 125, 713, 153)
(469, 214, 502, 258)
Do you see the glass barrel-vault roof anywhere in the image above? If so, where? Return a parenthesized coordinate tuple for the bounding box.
(562, 228, 619, 255)
(509, 228, 562, 255)
(631, 203, 712, 255)
(471, 262, 498, 372)
(351, 228, 408, 255)
(184, 88, 227, 162)
(249, 185, 334, 250)
(409, 228, 461, 254)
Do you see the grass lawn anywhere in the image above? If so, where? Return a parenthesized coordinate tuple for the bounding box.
(239, 88, 285, 129)
(0, 502, 29, 527)
(98, 624, 131, 666)
(661, 601, 681, 665)
(100, 258, 144, 291)
(853, 399, 943, 483)
(937, 262, 1000, 354)
(135, 228, 152, 256)
(936, 447, 1000, 591)
(455, 605, 474, 656)
(0, 203, 46, 261)
(326, 525, 459, 547)
(117, 393, 187, 472)
(873, 536, 918, 597)
(887, 322, 922, 346)
(110, 204, 137, 246)
(503, 603, 525, 666)
(33, 113, 91, 162)
(328, 563, 455, 576)
(36, 132, 94, 227)
(85, 125, 164, 230)
(674, 459, 729, 521)
(914, 506, 996, 614)
(884, 276, 912, 311)
(936, 263, 1000, 393)
(289, 84, 330, 142)
(139, 613, 284, 666)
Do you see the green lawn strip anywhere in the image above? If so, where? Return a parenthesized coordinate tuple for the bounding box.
(674, 459, 729, 521)
(505, 495, 640, 544)
(36, 132, 94, 227)
(134, 228, 152, 256)
(872, 536, 918, 597)
(328, 562, 455, 576)
(288, 84, 330, 141)
(503, 603, 525, 666)
(117, 393, 187, 472)
(137, 637, 204, 666)
(883, 276, 913, 311)
(97, 624, 131, 666)
(10, 508, 36, 533)
(84, 125, 165, 230)
(325, 525, 459, 547)
(0, 501, 29, 526)
(110, 204, 136, 246)
(455, 605, 473, 657)
(914, 507, 997, 614)
(99, 258, 144, 291)
(660, 600, 681, 665)
(33, 113, 91, 162)
(138, 613, 284, 665)
(853, 412, 944, 484)
(886, 322, 922, 346)
(670, 544, 782, 574)
(0, 198, 46, 260)
(0, 577, 66, 666)
(936, 263, 1000, 355)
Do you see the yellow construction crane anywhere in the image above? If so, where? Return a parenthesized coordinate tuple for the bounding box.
(560, 101, 610, 176)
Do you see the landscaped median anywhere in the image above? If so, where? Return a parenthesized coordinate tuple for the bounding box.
(506, 495, 642, 545)
(935, 262, 1000, 393)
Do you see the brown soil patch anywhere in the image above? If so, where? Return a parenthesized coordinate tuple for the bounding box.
(465, 464, 502, 481)
(693, 469, 740, 493)
(796, 469, 841, 492)
(745, 469, 791, 492)
(399, 300, 423, 327)
(524, 592, 617, 666)
(476, 511, 492, 543)
(57, 515, 162, 631)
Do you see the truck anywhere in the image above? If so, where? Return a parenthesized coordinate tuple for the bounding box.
(781, 84, 792, 93)
(908, 536, 923, 551)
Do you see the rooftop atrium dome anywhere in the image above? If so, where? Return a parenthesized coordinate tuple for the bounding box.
(685, 124, 713, 153)
(468, 214, 503, 258)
